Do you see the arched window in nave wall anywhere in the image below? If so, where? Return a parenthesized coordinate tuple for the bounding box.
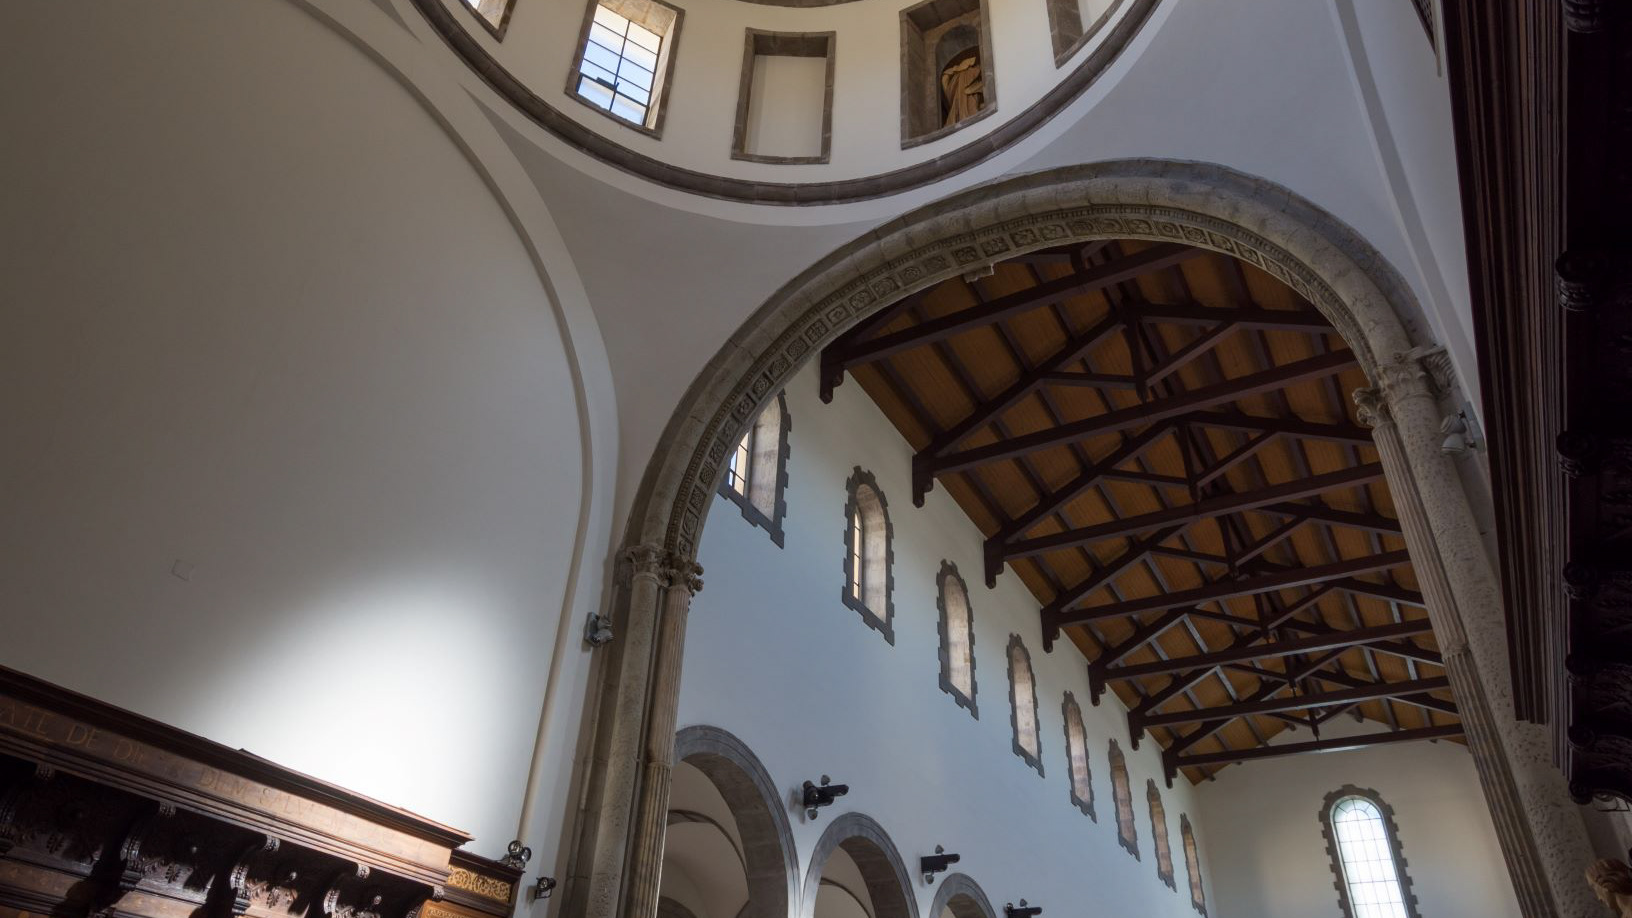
(1108, 739, 1138, 858)
(1007, 635, 1042, 774)
(842, 468, 894, 643)
(937, 562, 977, 715)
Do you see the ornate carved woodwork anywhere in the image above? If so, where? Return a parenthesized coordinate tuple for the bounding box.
(817, 238, 1458, 779)
(1443, 0, 1632, 801)
(0, 666, 520, 918)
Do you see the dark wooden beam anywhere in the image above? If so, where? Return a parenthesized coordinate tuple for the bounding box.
(918, 313, 1125, 457)
(1098, 617, 1432, 682)
(1144, 648, 1346, 751)
(1137, 677, 1452, 729)
(1090, 608, 1192, 670)
(1047, 514, 1303, 618)
(1305, 669, 1459, 716)
(1260, 501, 1402, 534)
(1142, 321, 1238, 388)
(1194, 430, 1278, 489)
(1042, 526, 1186, 611)
(1167, 724, 1464, 773)
(975, 422, 1174, 562)
(825, 244, 1200, 370)
(932, 351, 1359, 474)
(1259, 616, 1445, 668)
(1042, 371, 1142, 389)
(1133, 302, 1334, 331)
(1191, 411, 1375, 445)
(1009, 464, 1386, 563)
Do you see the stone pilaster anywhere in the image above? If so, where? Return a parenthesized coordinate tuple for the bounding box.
(623, 554, 704, 918)
(1355, 354, 1597, 918)
(571, 545, 670, 918)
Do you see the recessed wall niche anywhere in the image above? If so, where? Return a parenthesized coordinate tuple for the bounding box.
(732, 30, 837, 164)
(1044, 0, 1122, 66)
(900, 0, 996, 147)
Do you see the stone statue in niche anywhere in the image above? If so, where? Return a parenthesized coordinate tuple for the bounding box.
(1587, 858, 1632, 916)
(940, 48, 983, 128)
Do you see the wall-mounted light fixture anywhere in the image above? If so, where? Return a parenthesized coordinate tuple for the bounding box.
(1440, 404, 1484, 456)
(531, 877, 558, 902)
(921, 846, 960, 883)
(500, 840, 531, 871)
(1005, 900, 1042, 917)
(584, 612, 614, 647)
(801, 776, 848, 819)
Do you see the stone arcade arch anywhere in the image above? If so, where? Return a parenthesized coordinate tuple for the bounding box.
(568, 159, 1595, 918)
(800, 812, 919, 918)
(666, 725, 800, 918)
(926, 873, 998, 918)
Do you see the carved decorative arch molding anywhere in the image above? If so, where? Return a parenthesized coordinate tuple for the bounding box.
(407, 0, 1160, 204)
(799, 811, 919, 918)
(671, 725, 800, 918)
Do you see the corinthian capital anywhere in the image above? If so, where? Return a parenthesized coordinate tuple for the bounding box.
(662, 556, 704, 595)
(1352, 386, 1390, 430)
(1374, 344, 1455, 403)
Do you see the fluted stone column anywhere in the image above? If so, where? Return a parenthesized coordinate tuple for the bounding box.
(623, 553, 703, 918)
(1355, 357, 1597, 918)
(572, 545, 670, 918)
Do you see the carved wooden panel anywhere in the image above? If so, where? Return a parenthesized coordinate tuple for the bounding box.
(0, 665, 518, 918)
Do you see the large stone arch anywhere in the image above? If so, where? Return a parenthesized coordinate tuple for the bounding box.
(927, 873, 998, 918)
(570, 159, 1595, 918)
(799, 812, 919, 918)
(669, 725, 799, 918)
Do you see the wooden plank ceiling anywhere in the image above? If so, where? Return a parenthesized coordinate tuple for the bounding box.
(818, 239, 1462, 784)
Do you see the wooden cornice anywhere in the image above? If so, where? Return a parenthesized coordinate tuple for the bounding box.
(0, 664, 471, 888)
(1444, 0, 1632, 800)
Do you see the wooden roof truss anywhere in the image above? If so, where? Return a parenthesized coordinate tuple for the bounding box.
(818, 240, 1462, 783)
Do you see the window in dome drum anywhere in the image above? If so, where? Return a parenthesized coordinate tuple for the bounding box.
(567, 0, 683, 135)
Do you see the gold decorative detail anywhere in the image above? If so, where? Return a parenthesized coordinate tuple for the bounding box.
(1588, 859, 1632, 917)
(445, 868, 513, 904)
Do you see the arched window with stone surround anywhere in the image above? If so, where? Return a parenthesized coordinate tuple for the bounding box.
(1108, 739, 1137, 858)
(1180, 814, 1205, 915)
(1320, 787, 1420, 918)
(720, 393, 791, 546)
(1147, 779, 1175, 890)
(936, 561, 977, 716)
(1060, 692, 1095, 819)
(1006, 635, 1042, 775)
(842, 468, 894, 643)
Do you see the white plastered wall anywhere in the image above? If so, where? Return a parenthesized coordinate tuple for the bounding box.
(1196, 719, 1521, 918)
(680, 361, 1211, 917)
(0, 0, 616, 859)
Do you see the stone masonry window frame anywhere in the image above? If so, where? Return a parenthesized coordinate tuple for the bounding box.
(731, 30, 837, 165)
(718, 392, 791, 546)
(565, 0, 685, 137)
(936, 561, 978, 717)
(898, 0, 998, 148)
(842, 467, 895, 644)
